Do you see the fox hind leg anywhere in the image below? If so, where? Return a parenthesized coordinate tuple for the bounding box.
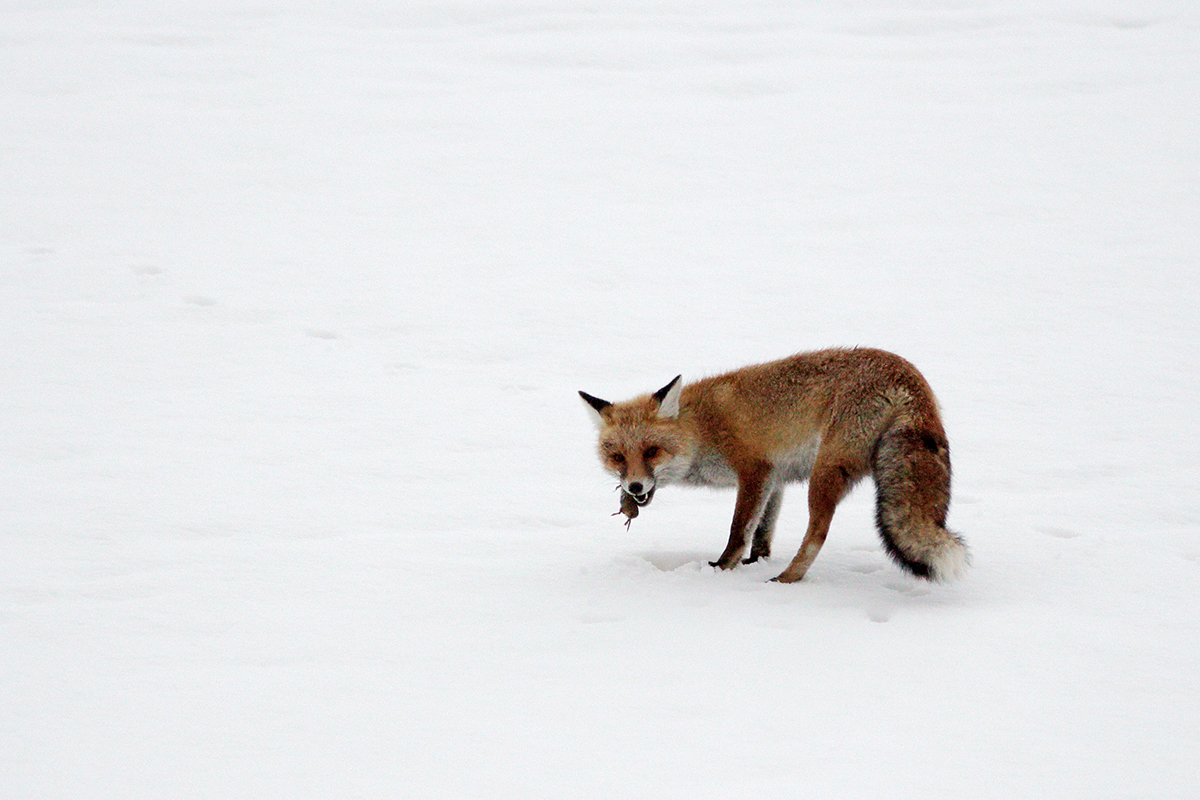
(772, 461, 857, 583)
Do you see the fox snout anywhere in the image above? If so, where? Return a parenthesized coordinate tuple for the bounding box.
(623, 478, 655, 504)
(623, 480, 655, 508)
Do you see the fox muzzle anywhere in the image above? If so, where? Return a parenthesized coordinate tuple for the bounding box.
(623, 483, 655, 507)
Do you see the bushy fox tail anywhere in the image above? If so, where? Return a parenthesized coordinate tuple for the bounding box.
(872, 426, 969, 582)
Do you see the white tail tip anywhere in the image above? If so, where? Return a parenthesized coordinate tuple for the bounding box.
(930, 540, 970, 583)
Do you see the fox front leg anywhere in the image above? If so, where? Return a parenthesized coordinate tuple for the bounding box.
(710, 463, 773, 570)
(743, 489, 782, 564)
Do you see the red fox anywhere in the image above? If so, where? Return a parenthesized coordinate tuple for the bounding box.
(580, 348, 968, 583)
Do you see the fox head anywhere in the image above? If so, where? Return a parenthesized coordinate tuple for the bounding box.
(579, 375, 690, 508)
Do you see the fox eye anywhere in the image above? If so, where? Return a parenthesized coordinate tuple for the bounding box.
(610, 453, 625, 464)
(643, 446, 660, 460)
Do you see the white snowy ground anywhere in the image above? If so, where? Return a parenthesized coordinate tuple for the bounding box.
(3, 1, 1198, 797)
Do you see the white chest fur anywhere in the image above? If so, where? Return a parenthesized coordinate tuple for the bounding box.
(673, 438, 821, 489)
(677, 447, 739, 488)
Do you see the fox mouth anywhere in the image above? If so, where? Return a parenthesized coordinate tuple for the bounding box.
(625, 487, 655, 506)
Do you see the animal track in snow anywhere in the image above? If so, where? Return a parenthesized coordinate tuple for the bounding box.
(886, 581, 931, 598)
(1037, 526, 1081, 539)
(866, 606, 892, 623)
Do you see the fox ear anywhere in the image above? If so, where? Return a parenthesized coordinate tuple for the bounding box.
(653, 375, 683, 419)
(579, 391, 612, 428)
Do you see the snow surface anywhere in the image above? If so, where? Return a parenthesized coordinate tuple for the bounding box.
(3, 1, 1199, 797)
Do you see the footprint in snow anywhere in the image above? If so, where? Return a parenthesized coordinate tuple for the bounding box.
(1037, 526, 1081, 539)
(886, 581, 931, 598)
(866, 606, 892, 624)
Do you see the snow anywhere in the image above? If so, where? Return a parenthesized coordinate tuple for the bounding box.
(2, 0, 1198, 796)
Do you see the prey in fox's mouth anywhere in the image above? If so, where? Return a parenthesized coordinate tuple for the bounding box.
(615, 485, 656, 528)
